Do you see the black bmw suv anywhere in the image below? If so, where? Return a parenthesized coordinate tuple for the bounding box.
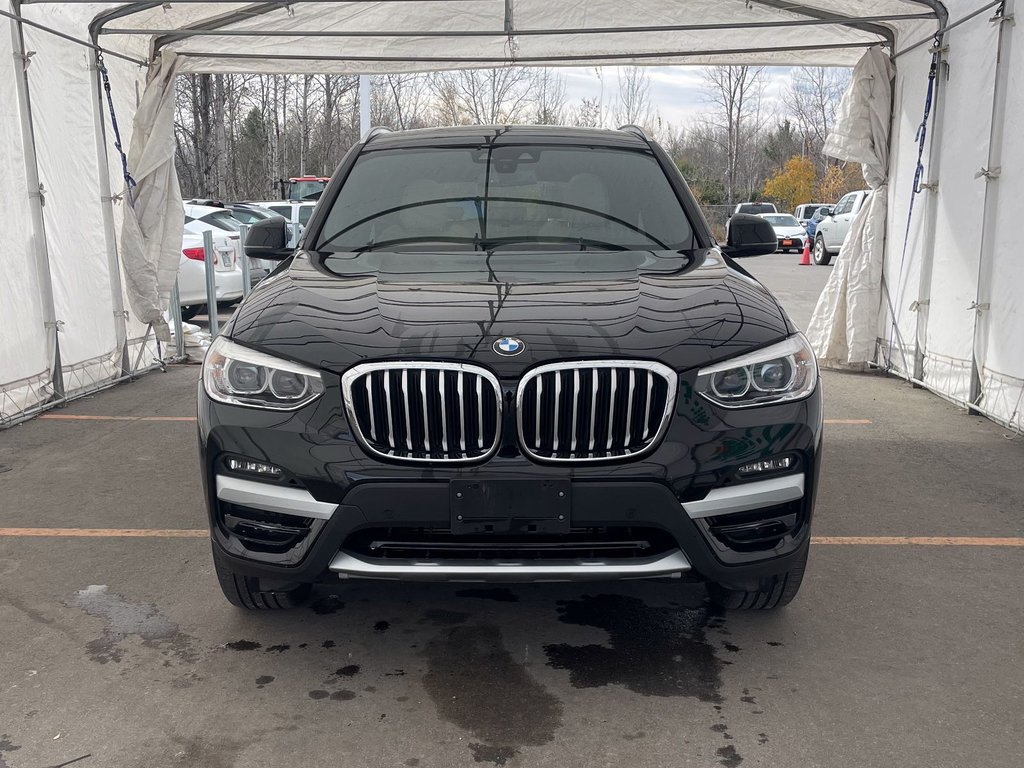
(199, 125, 822, 611)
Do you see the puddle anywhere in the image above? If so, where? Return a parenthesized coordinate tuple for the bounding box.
(455, 588, 519, 603)
(421, 609, 470, 626)
(543, 594, 723, 702)
(71, 585, 196, 664)
(422, 624, 563, 765)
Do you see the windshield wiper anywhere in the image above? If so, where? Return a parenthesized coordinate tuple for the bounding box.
(353, 236, 481, 253)
(481, 236, 629, 252)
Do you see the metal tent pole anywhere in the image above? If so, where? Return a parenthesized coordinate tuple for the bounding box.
(969, 0, 1015, 407)
(9, 0, 64, 399)
(203, 229, 219, 336)
(359, 74, 371, 138)
(88, 49, 132, 376)
(239, 223, 251, 297)
(910, 42, 947, 382)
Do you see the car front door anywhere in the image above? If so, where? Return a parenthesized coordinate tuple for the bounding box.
(826, 194, 854, 249)
(831, 193, 864, 247)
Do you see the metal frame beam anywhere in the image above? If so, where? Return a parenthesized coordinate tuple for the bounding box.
(169, 40, 881, 67)
(99, 13, 934, 40)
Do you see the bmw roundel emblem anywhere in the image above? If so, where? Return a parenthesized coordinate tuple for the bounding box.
(493, 337, 526, 356)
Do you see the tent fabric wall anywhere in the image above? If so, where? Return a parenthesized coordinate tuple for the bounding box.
(1, 0, 51, 420)
(881, 0, 1023, 429)
(978, 13, 1023, 429)
(24, 21, 122, 395)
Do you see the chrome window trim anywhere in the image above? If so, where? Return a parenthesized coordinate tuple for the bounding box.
(515, 359, 678, 464)
(341, 360, 503, 465)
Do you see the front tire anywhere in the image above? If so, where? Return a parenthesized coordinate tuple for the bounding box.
(813, 235, 833, 266)
(707, 547, 808, 610)
(212, 546, 312, 610)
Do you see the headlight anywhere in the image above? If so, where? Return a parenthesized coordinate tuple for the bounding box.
(202, 336, 325, 410)
(695, 334, 817, 408)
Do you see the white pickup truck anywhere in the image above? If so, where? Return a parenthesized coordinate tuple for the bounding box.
(812, 189, 872, 266)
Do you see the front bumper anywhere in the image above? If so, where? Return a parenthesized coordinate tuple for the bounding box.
(198, 377, 823, 588)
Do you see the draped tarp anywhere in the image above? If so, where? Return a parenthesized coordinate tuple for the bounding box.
(119, 50, 183, 343)
(806, 47, 894, 368)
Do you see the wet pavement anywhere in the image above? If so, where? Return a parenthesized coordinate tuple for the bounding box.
(1, 255, 1022, 768)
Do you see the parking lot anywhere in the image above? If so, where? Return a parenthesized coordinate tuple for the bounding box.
(1, 255, 1022, 768)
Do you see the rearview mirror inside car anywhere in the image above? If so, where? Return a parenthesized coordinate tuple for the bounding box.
(721, 213, 778, 258)
(244, 217, 292, 261)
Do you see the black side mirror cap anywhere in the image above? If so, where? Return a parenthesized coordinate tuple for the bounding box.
(721, 213, 778, 258)
(244, 217, 292, 261)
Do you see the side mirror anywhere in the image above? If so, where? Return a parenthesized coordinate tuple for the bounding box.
(244, 217, 292, 261)
(721, 214, 778, 258)
(818, 207, 833, 218)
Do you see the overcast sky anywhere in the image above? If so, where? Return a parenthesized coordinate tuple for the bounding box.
(559, 66, 794, 127)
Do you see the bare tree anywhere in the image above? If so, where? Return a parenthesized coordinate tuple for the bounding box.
(787, 66, 851, 166)
(430, 68, 535, 125)
(373, 73, 432, 130)
(533, 68, 567, 125)
(700, 65, 768, 204)
(614, 66, 652, 128)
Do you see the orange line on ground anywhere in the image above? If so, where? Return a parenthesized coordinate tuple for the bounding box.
(812, 536, 1024, 547)
(0, 528, 207, 538)
(823, 419, 873, 424)
(39, 414, 196, 422)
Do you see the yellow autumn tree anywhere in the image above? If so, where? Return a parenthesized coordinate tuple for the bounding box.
(762, 156, 817, 214)
(816, 162, 865, 202)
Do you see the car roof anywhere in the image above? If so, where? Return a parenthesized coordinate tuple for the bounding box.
(183, 204, 231, 216)
(250, 200, 315, 207)
(362, 124, 651, 151)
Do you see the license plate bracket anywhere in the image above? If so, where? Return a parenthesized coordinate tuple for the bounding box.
(450, 479, 571, 535)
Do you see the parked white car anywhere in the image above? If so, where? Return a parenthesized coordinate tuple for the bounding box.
(758, 213, 808, 253)
(251, 200, 317, 247)
(794, 203, 830, 228)
(176, 231, 245, 321)
(812, 189, 872, 266)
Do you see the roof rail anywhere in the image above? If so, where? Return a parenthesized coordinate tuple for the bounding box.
(363, 126, 394, 144)
(617, 124, 651, 142)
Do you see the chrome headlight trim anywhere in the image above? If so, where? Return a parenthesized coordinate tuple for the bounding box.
(696, 334, 818, 409)
(202, 336, 325, 411)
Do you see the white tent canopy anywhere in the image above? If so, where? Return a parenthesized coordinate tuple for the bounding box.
(3, 0, 1023, 432)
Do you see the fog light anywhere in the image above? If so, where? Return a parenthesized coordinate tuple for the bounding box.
(737, 456, 795, 475)
(226, 458, 283, 477)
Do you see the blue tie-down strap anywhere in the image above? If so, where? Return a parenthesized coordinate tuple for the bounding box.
(97, 53, 137, 193)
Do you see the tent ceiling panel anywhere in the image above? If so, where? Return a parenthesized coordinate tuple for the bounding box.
(22, 0, 944, 70)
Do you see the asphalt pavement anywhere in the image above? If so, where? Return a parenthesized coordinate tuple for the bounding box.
(1, 253, 1022, 768)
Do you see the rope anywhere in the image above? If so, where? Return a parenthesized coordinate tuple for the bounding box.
(97, 52, 137, 198)
(883, 42, 939, 370)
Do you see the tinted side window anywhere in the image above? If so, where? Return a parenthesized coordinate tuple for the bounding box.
(268, 206, 291, 218)
(299, 205, 315, 226)
(833, 196, 852, 215)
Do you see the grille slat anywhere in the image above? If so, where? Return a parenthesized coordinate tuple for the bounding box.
(343, 363, 501, 463)
(518, 361, 676, 463)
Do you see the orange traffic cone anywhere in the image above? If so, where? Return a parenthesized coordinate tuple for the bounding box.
(799, 239, 812, 266)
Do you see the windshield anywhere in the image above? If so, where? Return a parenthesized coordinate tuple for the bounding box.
(738, 203, 775, 214)
(762, 215, 800, 227)
(315, 145, 695, 252)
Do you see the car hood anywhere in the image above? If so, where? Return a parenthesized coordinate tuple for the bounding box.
(771, 226, 806, 238)
(228, 249, 792, 377)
